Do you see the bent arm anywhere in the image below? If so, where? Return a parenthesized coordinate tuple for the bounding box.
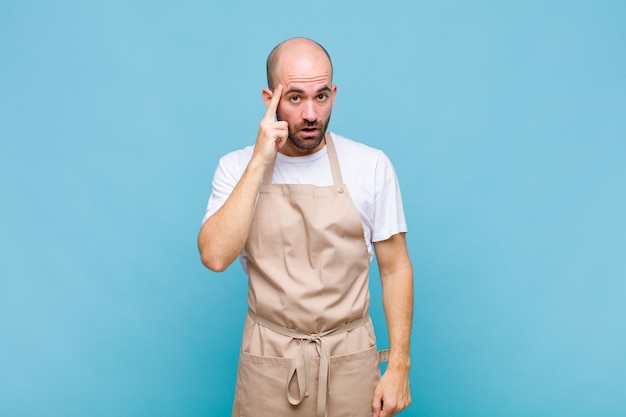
(372, 232, 413, 416)
(198, 85, 288, 272)
(197, 159, 266, 271)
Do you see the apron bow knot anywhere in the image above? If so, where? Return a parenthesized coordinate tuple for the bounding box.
(248, 309, 368, 417)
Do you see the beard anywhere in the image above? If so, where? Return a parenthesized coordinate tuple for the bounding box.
(278, 112, 332, 151)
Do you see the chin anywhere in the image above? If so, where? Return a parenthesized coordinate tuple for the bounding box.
(289, 135, 324, 151)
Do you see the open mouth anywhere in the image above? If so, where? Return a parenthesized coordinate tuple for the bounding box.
(300, 127, 318, 135)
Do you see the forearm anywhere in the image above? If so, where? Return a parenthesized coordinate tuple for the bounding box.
(198, 159, 266, 271)
(373, 234, 413, 416)
(375, 234, 414, 372)
(381, 264, 413, 372)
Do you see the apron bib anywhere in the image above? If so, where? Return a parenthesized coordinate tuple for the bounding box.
(233, 134, 385, 417)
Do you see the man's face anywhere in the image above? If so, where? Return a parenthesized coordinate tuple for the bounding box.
(271, 51, 336, 156)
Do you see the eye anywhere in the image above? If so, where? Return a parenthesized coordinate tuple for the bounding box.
(289, 95, 300, 103)
(317, 93, 328, 101)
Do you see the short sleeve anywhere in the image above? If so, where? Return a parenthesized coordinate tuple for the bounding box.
(371, 152, 408, 242)
(201, 153, 247, 224)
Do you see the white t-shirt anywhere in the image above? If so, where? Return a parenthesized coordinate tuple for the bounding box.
(202, 132, 407, 271)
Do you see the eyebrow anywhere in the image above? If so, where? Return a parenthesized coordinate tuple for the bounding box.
(316, 86, 332, 94)
(285, 86, 332, 95)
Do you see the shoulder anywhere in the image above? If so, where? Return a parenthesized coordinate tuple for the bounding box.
(331, 132, 393, 172)
(331, 132, 383, 156)
(216, 145, 254, 175)
(219, 145, 254, 165)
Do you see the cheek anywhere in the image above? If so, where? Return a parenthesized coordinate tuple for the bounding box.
(275, 107, 285, 121)
(319, 104, 333, 119)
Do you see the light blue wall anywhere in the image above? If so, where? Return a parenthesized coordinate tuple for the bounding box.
(1, 1, 625, 416)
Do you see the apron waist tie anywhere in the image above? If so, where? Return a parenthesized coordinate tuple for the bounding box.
(247, 309, 369, 417)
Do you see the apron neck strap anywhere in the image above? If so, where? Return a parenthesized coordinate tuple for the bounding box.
(325, 133, 344, 188)
(262, 133, 344, 189)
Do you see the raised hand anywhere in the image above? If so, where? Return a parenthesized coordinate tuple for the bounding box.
(252, 84, 288, 165)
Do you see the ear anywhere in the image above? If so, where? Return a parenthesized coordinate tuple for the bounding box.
(331, 84, 338, 105)
(262, 88, 273, 106)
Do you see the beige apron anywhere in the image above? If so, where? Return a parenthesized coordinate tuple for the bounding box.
(233, 133, 386, 417)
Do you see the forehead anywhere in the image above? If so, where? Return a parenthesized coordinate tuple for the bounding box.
(275, 48, 332, 88)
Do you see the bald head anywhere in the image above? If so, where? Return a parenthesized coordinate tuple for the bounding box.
(266, 38, 333, 89)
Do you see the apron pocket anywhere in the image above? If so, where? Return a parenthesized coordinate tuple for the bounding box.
(234, 345, 383, 417)
(327, 345, 381, 417)
(235, 351, 316, 417)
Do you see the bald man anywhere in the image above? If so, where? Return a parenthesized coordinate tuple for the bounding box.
(198, 38, 413, 417)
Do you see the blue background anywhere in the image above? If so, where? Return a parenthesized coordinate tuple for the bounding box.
(1, 1, 625, 416)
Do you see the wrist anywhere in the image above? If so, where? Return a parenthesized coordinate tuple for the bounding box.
(246, 155, 269, 177)
(387, 354, 411, 373)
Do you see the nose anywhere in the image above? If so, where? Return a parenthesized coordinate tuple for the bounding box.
(302, 100, 317, 123)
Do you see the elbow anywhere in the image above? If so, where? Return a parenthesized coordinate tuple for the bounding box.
(197, 225, 236, 272)
(200, 252, 230, 272)
(198, 242, 234, 272)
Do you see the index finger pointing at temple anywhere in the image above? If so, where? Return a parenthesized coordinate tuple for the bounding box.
(263, 84, 283, 121)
